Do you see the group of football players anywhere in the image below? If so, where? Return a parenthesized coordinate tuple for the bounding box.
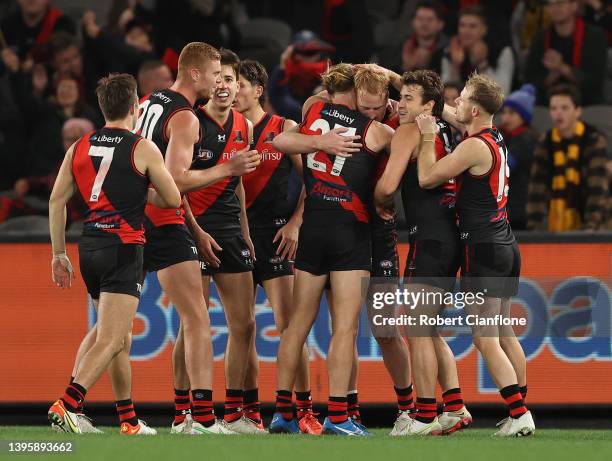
(46, 40, 534, 438)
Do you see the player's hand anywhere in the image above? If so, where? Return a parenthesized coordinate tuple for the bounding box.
(376, 202, 395, 221)
(273, 219, 299, 261)
(192, 227, 222, 268)
(318, 127, 361, 157)
(1, 48, 20, 73)
(52, 253, 74, 289)
(244, 234, 256, 262)
(227, 148, 260, 176)
(415, 114, 439, 135)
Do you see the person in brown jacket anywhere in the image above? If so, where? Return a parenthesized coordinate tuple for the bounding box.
(527, 84, 608, 231)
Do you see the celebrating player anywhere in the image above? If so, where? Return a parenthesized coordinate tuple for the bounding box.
(136, 42, 259, 435)
(374, 68, 472, 436)
(47, 73, 181, 435)
(182, 49, 264, 434)
(415, 73, 534, 437)
(233, 59, 321, 434)
(303, 67, 414, 433)
(270, 64, 393, 436)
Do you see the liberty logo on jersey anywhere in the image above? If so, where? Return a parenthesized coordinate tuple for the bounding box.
(90, 134, 123, 144)
(320, 109, 355, 125)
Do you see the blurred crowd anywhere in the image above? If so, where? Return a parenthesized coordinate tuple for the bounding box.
(0, 0, 610, 232)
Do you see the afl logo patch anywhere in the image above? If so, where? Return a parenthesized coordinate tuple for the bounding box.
(234, 130, 244, 143)
(197, 148, 214, 160)
(264, 132, 275, 143)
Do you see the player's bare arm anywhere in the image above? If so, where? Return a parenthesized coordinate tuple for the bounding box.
(134, 138, 181, 208)
(355, 63, 403, 92)
(272, 118, 304, 261)
(183, 196, 222, 268)
(416, 114, 488, 189)
(49, 144, 77, 289)
(165, 111, 260, 193)
(364, 119, 394, 154)
(374, 123, 420, 219)
(442, 103, 466, 133)
(236, 178, 255, 261)
(272, 124, 361, 157)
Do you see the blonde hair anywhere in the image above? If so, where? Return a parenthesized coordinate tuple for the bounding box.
(321, 63, 355, 95)
(177, 42, 221, 77)
(465, 72, 504, 115)
(354, 67, 389, 96)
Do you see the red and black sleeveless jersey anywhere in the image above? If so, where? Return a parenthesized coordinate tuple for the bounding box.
(242, 113, 293, 232)
(187, 107, 249, 234)
(300, 101, 379, 224)
(135, 89, 191, 229)
(72, 128, 149, 249)
(402, 119, 457, 238)
(456, 127, 514, 244)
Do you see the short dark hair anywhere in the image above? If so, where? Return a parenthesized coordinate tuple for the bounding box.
(48, 31, 80, 58)
(220, 48, 240, 78)
(402, 69, 444, 117)
(458, 5, 487, 25)
(548, 83, 582, 107)
(96, 73, 137, 121)
(239, 59, 268, 106)
(414, 0, 444, 21)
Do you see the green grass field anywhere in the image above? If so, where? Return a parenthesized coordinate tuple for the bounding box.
(0, 427, 610, 461)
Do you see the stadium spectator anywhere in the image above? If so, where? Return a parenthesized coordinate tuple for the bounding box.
(527, 84, 609, 231)
(0, 0, 75, 62)
(82, 10, 157, 77)
(511, 0, 551, 73)
(500, 84, 539, 230)
(524, 0, 608, 106)
(398, 0, 448, 74)
(441, 5, 515, 96)
(137, 60, 173, 97)
(47, 32, 100, 106)
(268, 30, 335, 121)
(580, 0, 612, 46)
(443, 81, 461, 106)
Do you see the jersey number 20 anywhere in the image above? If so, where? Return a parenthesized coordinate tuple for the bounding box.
(306, 119, 356, 176)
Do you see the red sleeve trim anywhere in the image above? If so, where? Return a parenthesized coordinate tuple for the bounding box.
(130, 137, 146, 177)
(467, 135, 496, 179)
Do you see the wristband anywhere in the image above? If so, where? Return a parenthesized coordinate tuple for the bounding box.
(421, 134, 436, 142)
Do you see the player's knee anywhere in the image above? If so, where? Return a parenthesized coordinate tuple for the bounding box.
(229, 317, 255, 339)
(333, 323, 358, 340)
(472, 336, 498, 353)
